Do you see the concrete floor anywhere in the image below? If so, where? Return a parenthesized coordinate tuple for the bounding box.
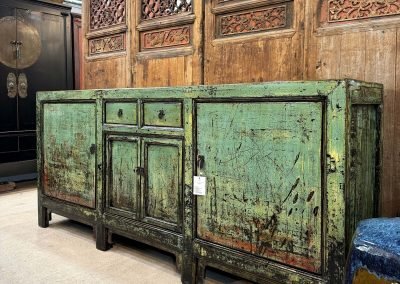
(0, 182, 248, 284)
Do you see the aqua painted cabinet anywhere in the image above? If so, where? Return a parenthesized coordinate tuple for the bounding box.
(37, 80, 383, 284)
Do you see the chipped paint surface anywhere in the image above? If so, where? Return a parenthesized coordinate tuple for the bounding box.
(42, 103, 96, 208)
(196, 102, 323, 273)
(145, 141, 181, 226)
(108, 139, 139, 213)
(37, 80, 383, 283)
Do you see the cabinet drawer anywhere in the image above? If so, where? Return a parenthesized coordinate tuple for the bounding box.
(143, 102, 182, 128)
(106, 102, 137, 125)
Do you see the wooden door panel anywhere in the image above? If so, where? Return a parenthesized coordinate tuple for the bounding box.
(143, 139, 182, 232)
(196, 101, 323, 273)
(133, 0, 202, 87)
(42, 103, 96, 208)
(107, 137, 140, 215)
(204, 0, 304, 84)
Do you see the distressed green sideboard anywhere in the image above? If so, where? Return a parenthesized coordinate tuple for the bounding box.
(37, 80, 383, 283)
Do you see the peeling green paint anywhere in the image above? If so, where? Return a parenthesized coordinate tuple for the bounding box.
(37, 80, 383, 284)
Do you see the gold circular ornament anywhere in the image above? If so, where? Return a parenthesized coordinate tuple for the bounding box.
(0, 16, 41, 69)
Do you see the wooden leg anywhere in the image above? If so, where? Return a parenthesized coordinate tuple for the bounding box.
(48, 211, 52, 221)
(180, 253, 196, 284)
(176, 254, 183, 273)
(196, 261, 206, 284)
(96, 223, 111, 251)
(38, 206, 49, 228)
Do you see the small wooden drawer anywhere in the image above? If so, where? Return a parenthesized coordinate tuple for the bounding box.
(106, 102, 137, 125)
(143, 102, 182, 128)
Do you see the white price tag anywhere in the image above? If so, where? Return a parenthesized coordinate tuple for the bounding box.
(193, 176, 207, 196)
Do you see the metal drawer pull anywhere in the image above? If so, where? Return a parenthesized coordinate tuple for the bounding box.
(89, 144, 96, 154)
(117, 109, 123, 117)
(158, 109, 165, 119)
(197, 155, 205, 170)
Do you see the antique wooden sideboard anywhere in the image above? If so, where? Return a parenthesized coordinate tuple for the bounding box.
(38, 80, 382, 283)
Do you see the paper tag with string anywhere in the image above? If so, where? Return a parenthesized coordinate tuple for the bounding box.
(193, 176, 206, 195)
(194, 155, 206, 195)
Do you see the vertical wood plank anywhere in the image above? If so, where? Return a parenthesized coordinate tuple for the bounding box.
(339, 32, 365, 81)
(364, 29, 397, 216)
(393, 28, 400, 217)
(315, 34, 341, 79)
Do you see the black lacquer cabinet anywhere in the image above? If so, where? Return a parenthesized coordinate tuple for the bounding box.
(0, 0, 73, 174)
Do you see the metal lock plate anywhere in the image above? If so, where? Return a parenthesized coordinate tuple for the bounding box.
(7, 72, 17, 98)
(18, 73, 28, 98)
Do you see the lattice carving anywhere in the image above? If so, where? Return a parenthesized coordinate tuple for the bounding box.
(219, 6, 287, 36)
(89, 0, 126, 30)
(89, 34, 125, 55)
(142, 0, 192, 20)
(141, 26, 190, 49)
(328, 0, 400, 22)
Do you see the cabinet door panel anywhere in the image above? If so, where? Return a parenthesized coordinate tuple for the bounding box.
(42, 103, 96, 208)
(196, 101, 323, 273)
(107, 138, 139, 215)
(143, 139, 182, 232)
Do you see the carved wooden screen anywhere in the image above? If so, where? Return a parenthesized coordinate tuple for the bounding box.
(320, 0, 400, 23)
(203, 0, 302, 84)
(133, 0, 202, 87)
(87, 0, 127, 56)
(83, 0, 130, 88)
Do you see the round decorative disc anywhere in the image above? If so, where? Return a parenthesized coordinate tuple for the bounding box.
(0, 16, 41, 69)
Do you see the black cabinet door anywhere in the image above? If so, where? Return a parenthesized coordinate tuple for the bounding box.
(0, 0, 73, 164)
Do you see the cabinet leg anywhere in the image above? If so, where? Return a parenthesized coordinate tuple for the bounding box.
(96, 223, 111, 251)
(38, 206, 49, 228)
(176, 254, 183, 273)
(180, 253, 195, 284)
(196, 261, 206, 284)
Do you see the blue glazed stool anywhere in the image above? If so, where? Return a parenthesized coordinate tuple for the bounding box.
(346, 218, 400, 283)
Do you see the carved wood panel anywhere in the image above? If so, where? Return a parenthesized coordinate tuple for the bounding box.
(216, 5, 288, 37)
(322, 0, 400, 23)
(89, 34, 125, 56)
(141, 26, 191, 50)
(142, 0, 192, 20)
(89, 0, 126, 30)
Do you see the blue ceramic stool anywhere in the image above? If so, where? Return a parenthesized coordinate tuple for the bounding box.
(346, 218, 400, 283)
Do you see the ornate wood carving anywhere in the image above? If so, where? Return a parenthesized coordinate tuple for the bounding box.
(142, 0, 192, 20)
(328, 0, 400, 22)
(89, 34, 125, 55)
(89, 0, 126, 30)
(217, 6, 287, 37)
(141, 26, 191, 50)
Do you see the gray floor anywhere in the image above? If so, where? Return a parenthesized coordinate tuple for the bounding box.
(0, 183, 248, 284)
